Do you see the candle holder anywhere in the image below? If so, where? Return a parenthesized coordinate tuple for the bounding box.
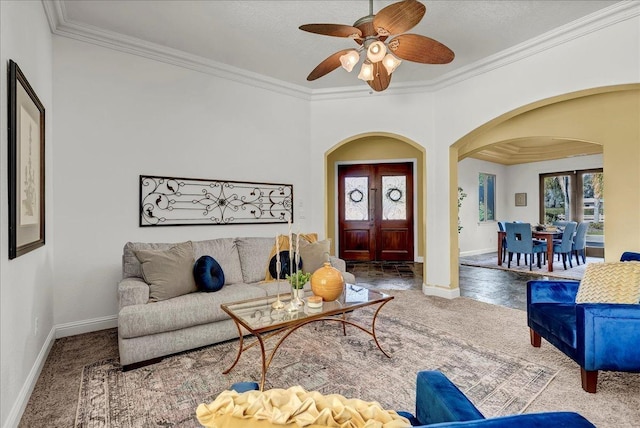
(271, 260, 285, 310)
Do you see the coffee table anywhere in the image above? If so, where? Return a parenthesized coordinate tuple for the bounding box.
(221, 286, 393, 390)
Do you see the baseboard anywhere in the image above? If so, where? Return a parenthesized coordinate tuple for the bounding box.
(460, 248, 494, 257)
(422, 283, 461, 299)
(3, 327, 56, 428)
(5, 315, 119, 427)
(55, 314, 118, 338)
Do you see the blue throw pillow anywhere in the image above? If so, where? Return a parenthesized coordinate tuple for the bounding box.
(269, 250, 302, 280)
(193, 255, 225, 292)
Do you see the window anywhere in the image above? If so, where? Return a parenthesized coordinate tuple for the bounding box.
(479, 173, 496, 222)
(540, 169, 604, 256)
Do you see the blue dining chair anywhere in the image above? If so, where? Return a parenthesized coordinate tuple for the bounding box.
(552, 221, 577, 269)
(505, 222, 547, 270)
(572, 222, 589, 265)
(497, 221, 508, 262)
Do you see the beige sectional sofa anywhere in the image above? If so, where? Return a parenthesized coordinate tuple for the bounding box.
(118, 236, 355, 368)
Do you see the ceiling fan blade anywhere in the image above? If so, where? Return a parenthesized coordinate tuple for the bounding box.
(373, 0, 426, 36)
(307, 49, 353, 81)
(367, 62, 391, 92)
(299, 24, 362, 39)
(388, 34, 454, 64)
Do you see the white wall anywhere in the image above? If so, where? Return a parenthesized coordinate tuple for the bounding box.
(458, 158, 508, 255)
(458, 154, 603, 256)
(0, 2, 54, 427)
(51, 37, 311, 331)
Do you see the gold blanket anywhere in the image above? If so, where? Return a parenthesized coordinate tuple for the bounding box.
(196, 386, 411, 428)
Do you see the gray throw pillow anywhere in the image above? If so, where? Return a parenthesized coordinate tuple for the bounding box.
(134, 241, 197, 302)
(299, 239, 331, 274)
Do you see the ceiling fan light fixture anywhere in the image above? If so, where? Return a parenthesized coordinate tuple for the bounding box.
(339, 50, 360, 72)
(358, 62, 374, 81)
(382, 53, 401, 74)
(366, 40, 386, 63)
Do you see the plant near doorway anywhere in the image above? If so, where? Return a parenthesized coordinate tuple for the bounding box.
(458, 187, 467, 233)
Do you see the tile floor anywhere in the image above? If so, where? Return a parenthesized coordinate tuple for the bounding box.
(347, 261, 539, 311)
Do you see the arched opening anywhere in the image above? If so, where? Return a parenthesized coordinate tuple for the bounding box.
(449, 84, 640, 289)
(325, 133, 426, 271)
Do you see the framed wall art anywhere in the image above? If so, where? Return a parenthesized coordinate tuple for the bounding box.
(140, 175, 293, 226)
(515, 192, 527, 207)
(8, 60, 45, 259)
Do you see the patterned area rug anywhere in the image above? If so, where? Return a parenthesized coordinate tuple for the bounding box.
(460, 251, 603, 280)
(76, 308, 557, 427)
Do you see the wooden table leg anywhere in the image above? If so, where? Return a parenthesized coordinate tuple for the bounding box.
(546, 235, 554, 272)
(497, 231, 504, 266)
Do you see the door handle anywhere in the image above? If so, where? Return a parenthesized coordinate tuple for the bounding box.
(369, 187, 377, 225)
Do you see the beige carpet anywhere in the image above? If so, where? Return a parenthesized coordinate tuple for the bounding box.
(20, 290, 640, 427)
(460, 252, 603, 280)
(75, 306, 556, 427)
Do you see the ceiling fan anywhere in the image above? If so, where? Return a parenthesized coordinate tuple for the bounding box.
(299, 0, 454, 91)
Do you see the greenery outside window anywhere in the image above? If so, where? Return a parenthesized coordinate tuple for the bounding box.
(540, 169, 604, 255)
(479, 173, 496, 222)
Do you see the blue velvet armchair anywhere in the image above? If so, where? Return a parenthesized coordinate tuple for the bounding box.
(527, 253, 640, 393)
(402, 371, 594, 426)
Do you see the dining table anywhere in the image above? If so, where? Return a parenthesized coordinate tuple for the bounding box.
(497, 230, 561, 272)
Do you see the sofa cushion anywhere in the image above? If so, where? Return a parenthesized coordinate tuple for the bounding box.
(268, 250, 303, 280)
(118, 284, 266, 339)
(264, 233, 318, 281)
(236, 237, 275, 283)
(576, 261, 640, 304)
(123, 241, 174, 279)
(299, 239, 331, 274)
(192, 238, 243, 285)
(194, 256, 225, 292)
(134, 241, 197, 302)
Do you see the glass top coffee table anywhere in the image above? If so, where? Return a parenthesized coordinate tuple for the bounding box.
(221, 286, 393, 390)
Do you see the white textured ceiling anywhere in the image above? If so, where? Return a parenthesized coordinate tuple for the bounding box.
(54, 0, 621, 91)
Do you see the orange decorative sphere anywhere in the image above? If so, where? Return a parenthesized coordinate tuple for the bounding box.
(310, 262, 345, 301)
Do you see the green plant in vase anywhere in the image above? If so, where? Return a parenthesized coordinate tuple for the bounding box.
(286, 271, 310, 311)
(286, 271, 311, 289)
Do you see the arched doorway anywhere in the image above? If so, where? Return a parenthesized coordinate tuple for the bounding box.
(449, 84, 640, 289)
(325, 133, 426, 266)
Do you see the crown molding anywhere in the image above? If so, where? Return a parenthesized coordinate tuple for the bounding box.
(42, 1, 639, 101)
(41, 0, 312, 100)
(427, 0, 640, 92)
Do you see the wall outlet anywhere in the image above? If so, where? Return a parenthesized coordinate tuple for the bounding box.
(34, 317, 39, 336)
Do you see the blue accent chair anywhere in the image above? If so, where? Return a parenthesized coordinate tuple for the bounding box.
(231, 372, 595, 427)
(505, 222, 546, 270)
(552, 221, 577, 269)
(571, 222, 589, 265)
(527, 252, 640, 392)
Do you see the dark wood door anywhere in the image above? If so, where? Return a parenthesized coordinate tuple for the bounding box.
(338, 163, 414, 261)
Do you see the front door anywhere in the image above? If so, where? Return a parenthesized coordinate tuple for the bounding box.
(338, 162, 414, 261)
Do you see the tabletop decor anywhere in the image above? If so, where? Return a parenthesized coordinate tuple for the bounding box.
(8, 60, 46, 259)
(310, 262, 345, 301)
(286, 271, 311, 311)
(140, 175, 293, 226)
(271, 236, 285, 310)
